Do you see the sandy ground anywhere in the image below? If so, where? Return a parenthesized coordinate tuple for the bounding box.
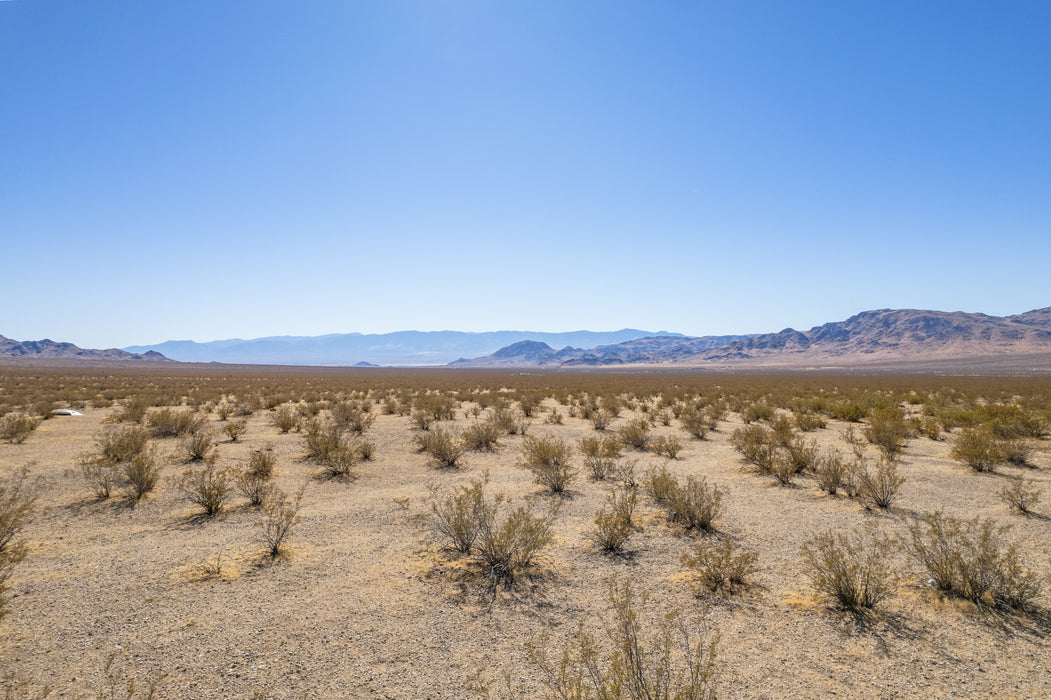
(1, 401, 1049, 698)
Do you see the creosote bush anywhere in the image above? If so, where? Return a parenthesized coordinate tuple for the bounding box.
(593, 487, 637, 553)
(950, 427, 1004, 472)
(617, 417, 652, 450)
(579, 435, 622, 480)
(0, 413, 39, 444)
(121, 448, 161, 502)
(222, 418, 248, 442)
(865, 406, 909, 458)
(800, 525, 895, 612)
(428, 476, 495, 554)
(649, 434, 684, 459)
(261, 486, 305, 558)
(182, 430, 216, 463)
(682, 537, 758, 593)
(93, 425, 150, 466)
(527, 578, 718, 700)
(475, 505, 554, 589)
(461, 421, 502, 451)
(998, 478, 1041, 514)
(415, 428, 467, 468)
(0, 467, 39, 620)
(520, 435, 575, 494)
(146, 408, 205, 438)
(178, 463, 233, 517)
(854, 458, 906, 510)
(905, 511, 1042, 610)
(271, 404, 300, 433)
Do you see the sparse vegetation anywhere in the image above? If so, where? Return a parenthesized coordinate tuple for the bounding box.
(178, 463, 233, 517)
(593, 487, 637, 553)
(0, 413, 39, 444)
(682, 537, 758, 593)
(998, 478, 1041, 514)
(520, 435, 575, 494)
(0, 468, 39, 620)
(800, 525, 895, 612)
(415, 427, 467, 468)
(261, 486, 305, 558)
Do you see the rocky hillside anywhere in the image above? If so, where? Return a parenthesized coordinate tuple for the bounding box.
(0, 335, 170, 362)
(449, 334, 755, 367)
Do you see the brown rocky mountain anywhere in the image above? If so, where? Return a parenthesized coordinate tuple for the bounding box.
(450, 307, 1051, 372)
(0, 335, 171, 362)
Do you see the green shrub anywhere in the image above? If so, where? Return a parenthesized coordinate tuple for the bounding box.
(121, 448, 161, 502)
(644, 462, 679, 506)
(579, 435, 622, 480)
(666, 476, 723, 532)
(520, 436, 575, 494)
(222, 418, 248, 442)
(730, 425, 776, 473)
(474, 505, 554, 589)
(428, 476, 496, 554)
(800, 525, 895, 612)
(302, 419, 343, 462)
(865, 407, 909, 459)
(793, 412, 826, 432)
(905, 511, 1042, 610)
(0, 413, 39, 444)
(415, 428, 466, 468)
(679, 408, 711, 440)
(618, 417, 652, 450)
(260, 487, 304, 558)
(649, 434, 684, 459)
(235, 469, 274, 507)
(815, 449, 847, 495)
(330, 401, 375, 434)
(998, 478, 1042, 514)
(527, 578, 718, 700)
(742, 402, 774, 423)
(115, 397, 149, 423)
(682, 537, 758, 593)
(178, 464, 233, 517)
(93, 425, 150, 465)
(950, 427, 1004, 472)
(461, 421, 502, 451)
(855, 458, 905, 510)
(593, 488, 637, 553)
(146, 408, 205, 438)
(999, 437, 1033, 467)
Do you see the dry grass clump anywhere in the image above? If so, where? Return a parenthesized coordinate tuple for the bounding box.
(0, 413, 39, 444)
(799, 525, 895, 613)
(905, 511, 1043, 610)
(526, 578, 718, 700)
(682, 537, 758, 594)
(520, 436, 575, 494)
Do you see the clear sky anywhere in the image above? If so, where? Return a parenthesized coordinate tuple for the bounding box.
(2, 1, 1049, 349)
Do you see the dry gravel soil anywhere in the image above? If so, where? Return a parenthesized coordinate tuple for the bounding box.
(2, 402, 1050, 698)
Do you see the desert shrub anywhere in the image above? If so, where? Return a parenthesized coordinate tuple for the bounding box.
(593, 488, 637, 553)
(490, 404, 527, 436)
(0, 413, 39, 444)
(579, 435, 622, 480)
(178, 464, 233, 517)
(302, 419, 344, 463)
(527, 578, 718, 700)
(682, 537, 758, 593)
(415, 428, 466, 468)
(216, 403, 232, 421)
(800, 525, 895, 612)
(649, 435, 684, 459)
(474, 505, 554, 588)
(410, 409, 434, 431)
(518, 393, 542, 418)
(147, 408, 205, 438)
(330, 402, 375, 434)
(414, 393, 457, 422)
(318, 441, 362, 479)
(730, 425, 776, 473)
(82, 462, 119, 500)
(770, 453, 798, 486)
(999, 437, 1033, 467)
(271, 403, 300, 430)
(855, 458, 905, 509)
(182, 430, 216, 463)
(815, 449, 847, 495)
(260, 486, 304, 558)
(461, 421, 502, 451)
(922, 417, 942, 440)
(666, 476, 723, 532)
(235, 469, 274, 507)
(679, 407, 711, 440)
(591, 409, 614, 431)
(769, 415, 796, 446)
(644, 463, 679, 506)
(93, 424, 150, 465)
(905, 511, 1042, 609)
(121, 449, 161, 502)
(520, 436, 575, 494)
(828, 400, 868, 423)
(783, 436, 818, 474)
(618, 417, 652, 451)
(244, 446, 276, 480)
(865, 407, 909, 458)
(950, 427, 1004, 472)
(615, 458, 639, 490)
(356, 439, 376, 461)
(428, 476, 496, 554)
(115, 397, 149, 423)
(222, 418, 248, 442)
(0, 468, 39, 620)
(793, 412, 826, 432)
(998, 478, 1042, 515)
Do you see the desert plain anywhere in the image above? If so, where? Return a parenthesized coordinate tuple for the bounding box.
(0, 365, 1049, 699)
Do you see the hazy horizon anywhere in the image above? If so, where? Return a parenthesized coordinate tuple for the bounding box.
(4, 2, 1048, 348)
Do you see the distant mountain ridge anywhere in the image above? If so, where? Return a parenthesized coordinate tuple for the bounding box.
(124, 329, 684, 366)
(450, 307, 1051, 370)
(0, 335, 170, 362)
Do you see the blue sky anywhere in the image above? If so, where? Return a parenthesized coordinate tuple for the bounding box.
(2, 1, 1049, 348)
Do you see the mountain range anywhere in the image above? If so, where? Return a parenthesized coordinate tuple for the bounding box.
(0, 335, 169, 362)
(452, 307, 1051, 371)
